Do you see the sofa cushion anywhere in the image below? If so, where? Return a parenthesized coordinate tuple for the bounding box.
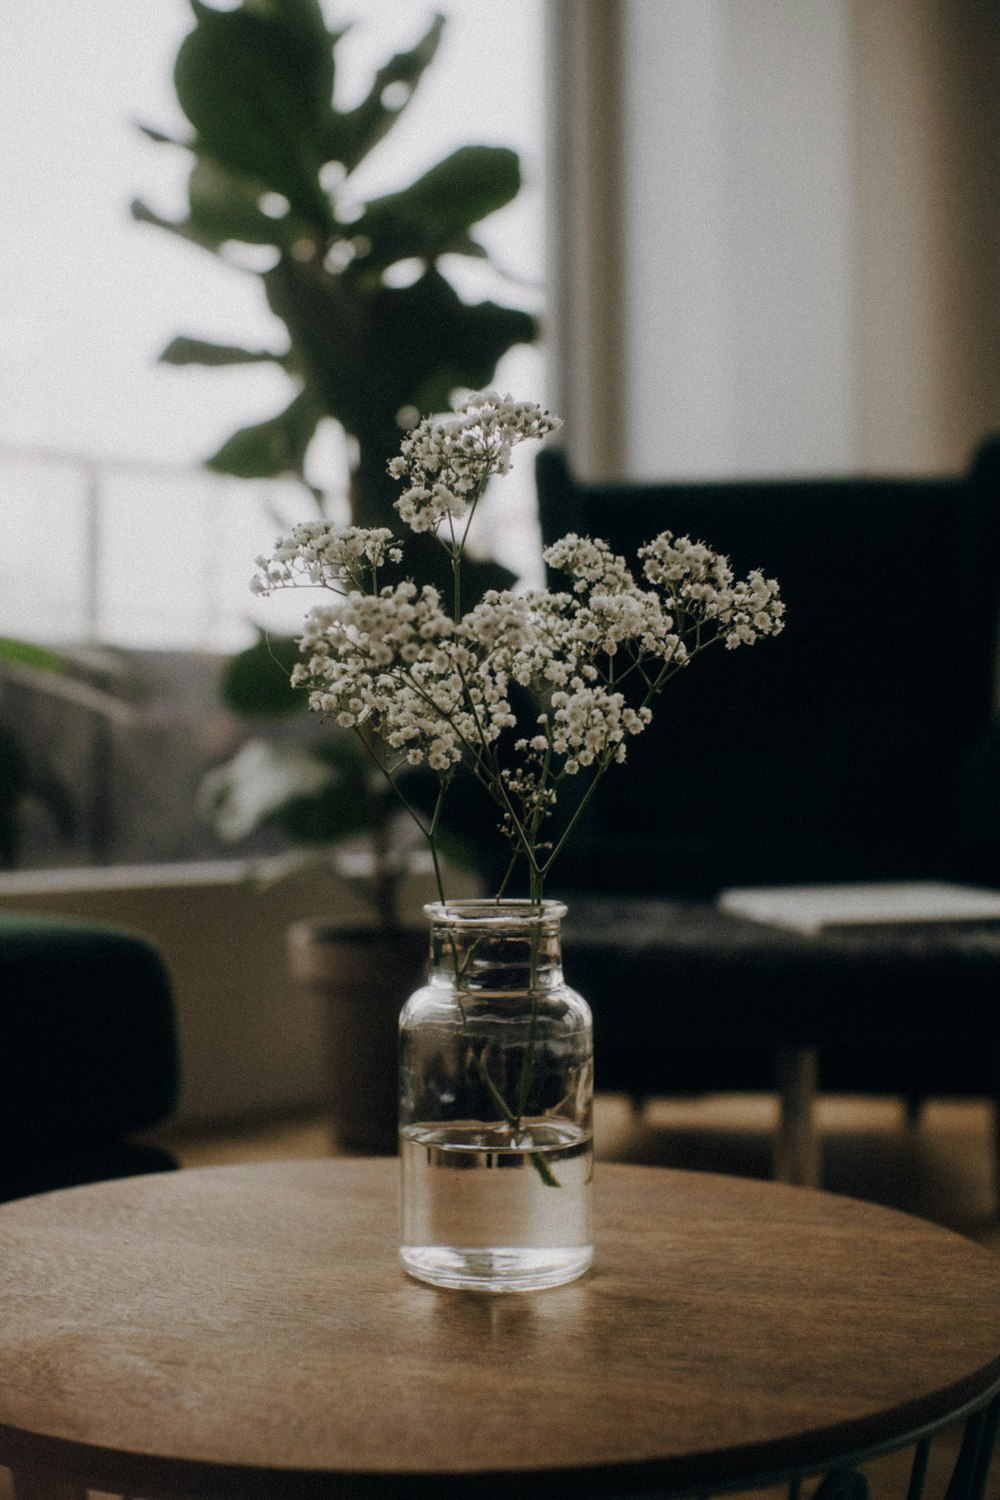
(0, 912, 180, 1158)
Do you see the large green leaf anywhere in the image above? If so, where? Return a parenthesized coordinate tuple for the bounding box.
(221, 633, 306, 716)
(0, 637, 65, 673)
(131, 197, 218, 253)
(327, 13, 445, 174)
(248, 0, 330, 53)
(265, 262, 537, 526)
(160, 336, 288, 369)
(198, 737, 361, 844)
(264, 260, 537, 464)
(275, 782, 369, 844)
(205, 389, 321, 479)
(175, 1, 333, 230)
(353, 220, 486, 276)
(187, 156, 312, 247)
(198, 731, 372, 847)
(355, 147, 522, 269)
(362, 268, 538, 420)
(274, 735, 370, 844)
(137, 121, 190, 147)
(263, 258, 368, 432)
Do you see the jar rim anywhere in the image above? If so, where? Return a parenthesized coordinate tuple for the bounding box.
(424, 898, 567, 926)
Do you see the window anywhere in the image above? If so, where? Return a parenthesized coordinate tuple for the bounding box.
(0, 1, 547, 650)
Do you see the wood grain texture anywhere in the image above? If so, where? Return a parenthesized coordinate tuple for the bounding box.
(0, 1161, 998, 1499)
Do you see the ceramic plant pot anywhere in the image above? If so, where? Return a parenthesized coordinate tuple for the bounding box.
(288, 921, 428, 1155)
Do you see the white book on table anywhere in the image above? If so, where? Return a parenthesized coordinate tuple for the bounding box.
(717, 881, 1000, 936)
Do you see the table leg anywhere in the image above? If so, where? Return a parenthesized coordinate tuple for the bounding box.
(774, 1045, 820, 1188)
(9, 1468, 87, 1500)
(944, 1394, 1000, 1500)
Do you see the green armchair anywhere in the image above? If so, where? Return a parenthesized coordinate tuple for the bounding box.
(0, 913, 180, 1201)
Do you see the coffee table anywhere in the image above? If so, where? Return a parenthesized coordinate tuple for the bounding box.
(560, 897, 1000, 1189)
(0, 1160, 998, 1500)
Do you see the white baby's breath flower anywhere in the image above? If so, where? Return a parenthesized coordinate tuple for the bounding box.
(249, 393, 783, 898)
(251, 524, 403, 596)
(638, 533, 784, 646)
(389, 391, 562, 537)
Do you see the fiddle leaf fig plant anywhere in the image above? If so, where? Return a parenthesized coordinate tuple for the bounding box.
(134, 0, 538, 925)
(132, 0, 537, 532)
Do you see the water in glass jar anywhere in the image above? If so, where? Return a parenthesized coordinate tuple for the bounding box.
(399, 1118, 593, 1291)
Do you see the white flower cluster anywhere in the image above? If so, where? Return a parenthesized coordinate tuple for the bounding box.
(388, 391, 562, 534)
(638, 533, 784, 649)
(251, 524, 402, 596)
(250, 391, 784, 884)
(288, 581, 657, 842)
(283, 530, 782, 848)
(292, 582, 515, 774)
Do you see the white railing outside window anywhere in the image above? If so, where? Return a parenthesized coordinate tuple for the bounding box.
(0, 419, 546, 653)
(0, 444, 313, 651)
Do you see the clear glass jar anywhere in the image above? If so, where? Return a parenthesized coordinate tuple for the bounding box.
(398, 900, 594, 1291)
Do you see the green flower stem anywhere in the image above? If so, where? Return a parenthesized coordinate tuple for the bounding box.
(443, 478, 487, 623)
(515, 963, 540, 1124)
(425, 779, 449, 906)
(354, 731, 450, 908)
(435, 480, 546, 878)
(444, 899, 560, 1189)
(474, 1050, 558, 1188)
(438, 652, 543, 876)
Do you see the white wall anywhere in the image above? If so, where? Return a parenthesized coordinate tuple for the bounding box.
(852, 0, 1000, 472)
(622, 0, 858, 478)
(553, 0, 1000, 481)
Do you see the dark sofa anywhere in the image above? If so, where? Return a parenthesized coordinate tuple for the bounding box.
(537, 438, 1000, 899)
(535, 439, 1000, 1147)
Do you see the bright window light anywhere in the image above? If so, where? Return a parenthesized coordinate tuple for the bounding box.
(0, 1, 546, 649)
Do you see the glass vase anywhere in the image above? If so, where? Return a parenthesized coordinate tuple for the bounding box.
(398, 900, 594, 1291)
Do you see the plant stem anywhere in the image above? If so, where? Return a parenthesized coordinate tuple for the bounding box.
(426, 780, 448, 905)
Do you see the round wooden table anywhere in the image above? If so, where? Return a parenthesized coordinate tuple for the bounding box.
(0, 1160, 998, 1500)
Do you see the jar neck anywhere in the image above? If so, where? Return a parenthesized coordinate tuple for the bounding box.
(426, 900, 566, 992)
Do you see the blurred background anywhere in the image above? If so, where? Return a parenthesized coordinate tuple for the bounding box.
(0, 0, 998, 1132)
(0, 1, 546, 653)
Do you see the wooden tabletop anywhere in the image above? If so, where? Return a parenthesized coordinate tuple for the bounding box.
(0, 1160, 998, 1500)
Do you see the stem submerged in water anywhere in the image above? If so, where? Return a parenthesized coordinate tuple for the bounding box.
(443, 902, 562, 1188)
(473, 1051, 559, 1186)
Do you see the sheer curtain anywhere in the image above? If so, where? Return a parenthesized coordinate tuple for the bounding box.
(547, 0, 1000, 483)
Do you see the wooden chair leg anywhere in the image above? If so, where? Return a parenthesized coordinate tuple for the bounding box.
(904, 1095, 925, 1127)
(774, 1045, 820, 1189)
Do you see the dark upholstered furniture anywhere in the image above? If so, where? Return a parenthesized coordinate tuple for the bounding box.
(0, 912, 180, 1201)
(558, 895, 1000, 1183)
(538, 439, 1000, 897)
(536, 440, 1000, 1184)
